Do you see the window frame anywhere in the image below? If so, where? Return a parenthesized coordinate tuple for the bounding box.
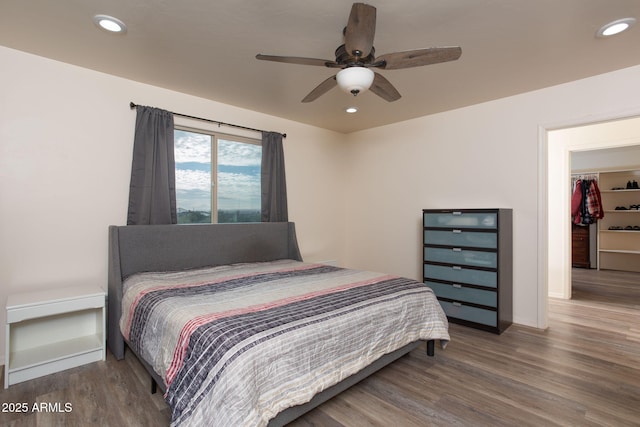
(174, 125, 262, 224)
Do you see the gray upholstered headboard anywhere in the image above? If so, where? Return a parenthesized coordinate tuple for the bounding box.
(107, 222, 303, 359)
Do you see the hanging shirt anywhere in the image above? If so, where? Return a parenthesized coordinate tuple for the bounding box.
(571, 179, 583, 224)
(581, 179, 593, 224)
(573, 178, 604, 225)
(587, 179, 604, 220)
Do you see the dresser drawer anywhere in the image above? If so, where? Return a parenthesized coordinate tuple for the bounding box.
(424, 264, 497, 288)
(439, 300, 497, 327)
(425, 281, 497, 307)
(424, 212, 498, 229)
(424, 229, 497, 249)
(424, 247, 497, 268)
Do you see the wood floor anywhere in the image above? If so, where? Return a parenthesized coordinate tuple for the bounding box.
(1, 269, 638, 426)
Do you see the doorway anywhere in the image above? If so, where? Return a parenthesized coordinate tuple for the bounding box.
(544, 116, 640, 320)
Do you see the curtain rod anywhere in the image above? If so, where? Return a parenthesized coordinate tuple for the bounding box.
(129, 102, 286, 138)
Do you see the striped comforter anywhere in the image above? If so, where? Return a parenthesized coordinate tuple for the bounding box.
(120, 259, 449, 426)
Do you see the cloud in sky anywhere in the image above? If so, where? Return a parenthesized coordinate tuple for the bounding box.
(174, 130, 261, 212)
(219, 140, 261, 167)
(218, 170, 260, 210)
(176, 168, 210, 191)
(175, 130, 210, 163)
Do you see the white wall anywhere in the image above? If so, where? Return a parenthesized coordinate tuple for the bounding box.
(0, 46, 347, 363)
(572, 144, 640, 172)
(343, 65, 640, 328)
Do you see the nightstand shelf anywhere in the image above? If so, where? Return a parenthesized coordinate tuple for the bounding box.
(4, 285, 106, 388)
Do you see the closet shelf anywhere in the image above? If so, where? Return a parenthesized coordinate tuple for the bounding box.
(600, 189, 640, 193)
(596, 168, 640, 273)
(599, 249, 640, 255)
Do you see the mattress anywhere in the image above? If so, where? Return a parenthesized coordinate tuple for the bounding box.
(120, 259, 449, 426)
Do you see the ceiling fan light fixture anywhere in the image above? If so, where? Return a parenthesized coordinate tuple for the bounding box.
(336, 67, 374, 96)
(345, 106, 358, 113)
(93, 15, 127, 34)
(596, 17, 636, 37)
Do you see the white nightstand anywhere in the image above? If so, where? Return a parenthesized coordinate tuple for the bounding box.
(4, 284, 106, 388)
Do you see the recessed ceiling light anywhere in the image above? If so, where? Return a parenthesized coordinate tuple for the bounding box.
(345, 107, 358, 113)
(93, 15, 127, 34)
(596, 17, 636, 38)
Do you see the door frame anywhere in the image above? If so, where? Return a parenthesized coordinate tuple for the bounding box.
(539, 113, 640, 328)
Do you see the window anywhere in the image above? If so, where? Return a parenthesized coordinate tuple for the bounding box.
(174, 128, 261, 224)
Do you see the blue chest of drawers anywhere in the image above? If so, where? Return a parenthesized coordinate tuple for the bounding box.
(423, 209, 513, 334)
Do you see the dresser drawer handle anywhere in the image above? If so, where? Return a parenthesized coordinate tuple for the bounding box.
(452, 247, 462, 252)
(452, 211, 462, 216)
(452, 302, 462, 307)
(452, 229, 462, 233)
(452, 284, 462, 289)
(452, 266, 462, 270)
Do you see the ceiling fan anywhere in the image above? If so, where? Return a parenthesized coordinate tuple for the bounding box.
(256, 2, 462, 103)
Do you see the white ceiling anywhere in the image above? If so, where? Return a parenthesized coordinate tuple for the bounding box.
(2, 0, 640, 133)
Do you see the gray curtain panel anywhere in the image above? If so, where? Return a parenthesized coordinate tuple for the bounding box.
(261, 131, 289, 222)
(127, 106, 177, 225)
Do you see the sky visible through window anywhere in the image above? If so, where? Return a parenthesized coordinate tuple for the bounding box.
(174, 130, 261, 215)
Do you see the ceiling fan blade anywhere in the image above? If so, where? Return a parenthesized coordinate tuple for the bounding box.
(344, 3, 376, 58)
(301, 75, 338, 103)
(375, 47, 462, 70)
(256, 54, 337, 67)
(369, 72, 401, 102)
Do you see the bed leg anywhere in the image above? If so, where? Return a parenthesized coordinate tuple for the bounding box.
(151, 378, 157, 394)
(426, 340, 435, 357)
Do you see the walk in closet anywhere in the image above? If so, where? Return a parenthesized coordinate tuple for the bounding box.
(571, 168, 640, 273)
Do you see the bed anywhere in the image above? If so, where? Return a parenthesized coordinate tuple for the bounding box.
(107, 222, 449, 426)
